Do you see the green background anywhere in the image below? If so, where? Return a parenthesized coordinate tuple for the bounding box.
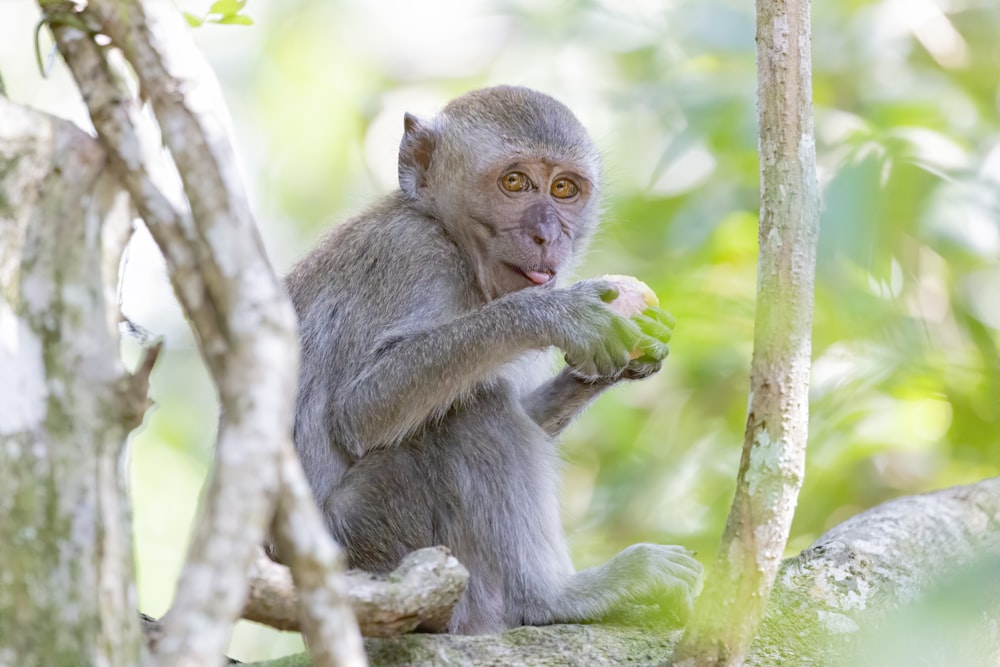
(2, 0, 998, 660)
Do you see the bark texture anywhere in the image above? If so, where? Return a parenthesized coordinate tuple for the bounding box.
(749, 477, 1000, 666)
(673, 0, 820, 663)
(0, 98, 143, 667)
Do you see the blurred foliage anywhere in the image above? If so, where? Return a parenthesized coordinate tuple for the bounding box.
(184, 0, 254, 27)
(3, 0, 1000, 661)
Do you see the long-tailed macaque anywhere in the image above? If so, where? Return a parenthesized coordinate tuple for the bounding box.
(285, 86, 701, 634)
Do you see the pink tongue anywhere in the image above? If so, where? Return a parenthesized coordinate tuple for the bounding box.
(525, 270, 551, 285)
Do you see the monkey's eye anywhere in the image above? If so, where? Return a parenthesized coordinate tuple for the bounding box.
(500, 171, 531, 193)
(550, 178, 579, 200)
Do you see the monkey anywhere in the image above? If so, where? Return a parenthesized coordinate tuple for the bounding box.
(284, 85, 702, 634)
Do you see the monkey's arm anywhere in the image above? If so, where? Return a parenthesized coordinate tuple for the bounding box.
(524, 369, 610, 438)
(333, 297, 547, 453)
(524, 358, 663, 438)
(330, 281, 662, 455)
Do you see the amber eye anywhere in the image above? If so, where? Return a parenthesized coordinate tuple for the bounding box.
(550, 177, 579, 199)
(501, 171, 530, 192)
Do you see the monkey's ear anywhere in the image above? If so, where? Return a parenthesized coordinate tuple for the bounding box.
(399, 112, 438, 201)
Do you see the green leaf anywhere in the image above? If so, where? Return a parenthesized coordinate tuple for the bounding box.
(214, 14, 254, 25)
(183, 12, 204, 27)
(209, 0, 246, 14)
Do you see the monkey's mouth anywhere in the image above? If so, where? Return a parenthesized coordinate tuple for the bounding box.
(506, 263, 556, 286)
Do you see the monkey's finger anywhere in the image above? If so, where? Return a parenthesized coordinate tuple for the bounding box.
(567, 363, 598, 381)
(565, 347, 609, 381)
(670, 555, 704, 583)
(633, 314, 673, 344)
(604, 343, 632, 378)
(612, 314, 644, 344)
(568, 278, 618, 306)
(634, 336, 669, 362)
(662, 555, 702, 577)
(649, 546, 703, 587)
(622, 357, 662, 380)
(563, 353, 591, 378)
(643, 307, 677, 329)
(589, 334, 627, 378)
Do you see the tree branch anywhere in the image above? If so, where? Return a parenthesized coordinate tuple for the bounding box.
(750, 477, 1000, 665)
(243, 546, 469, 637)
(235, 479, 1000, 666)
(267, 445, 366, 665)
(674, 0, 821, 663)
(44, 2, 365, 665)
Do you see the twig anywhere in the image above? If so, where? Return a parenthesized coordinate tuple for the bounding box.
(244, 546, 468, 637)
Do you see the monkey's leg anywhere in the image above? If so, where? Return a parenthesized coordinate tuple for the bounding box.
(436, 392, 702, 632)
(394, 384, 578, 634)
(322, 446, 436, 575)
(468, 392, 701, 628)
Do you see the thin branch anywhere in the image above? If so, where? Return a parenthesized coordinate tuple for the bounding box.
(674, 0, 820, 663)
(243, 546, 469, 637)
(268, 446, 367, 664)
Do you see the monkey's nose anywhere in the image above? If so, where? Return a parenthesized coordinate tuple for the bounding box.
(523, 202, 560, 246)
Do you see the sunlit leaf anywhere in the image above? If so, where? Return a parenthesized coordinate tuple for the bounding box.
(209, 0, 247, 15)
(214, 14, 254, 26)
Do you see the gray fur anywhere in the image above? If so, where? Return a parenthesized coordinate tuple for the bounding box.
(286, 86, 701, 634)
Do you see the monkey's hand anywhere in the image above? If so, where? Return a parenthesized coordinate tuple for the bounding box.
(549, 279, 673, 383)
(617, 306, 674, 381)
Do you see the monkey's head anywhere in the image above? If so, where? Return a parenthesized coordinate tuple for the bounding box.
(398, 86, 602, 300)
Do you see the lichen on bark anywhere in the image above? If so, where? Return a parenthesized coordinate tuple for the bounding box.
(0, 98, 142, 667)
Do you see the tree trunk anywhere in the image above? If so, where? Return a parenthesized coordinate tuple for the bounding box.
(0, 98, 145, 667)
(38, 2, 367, 664)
